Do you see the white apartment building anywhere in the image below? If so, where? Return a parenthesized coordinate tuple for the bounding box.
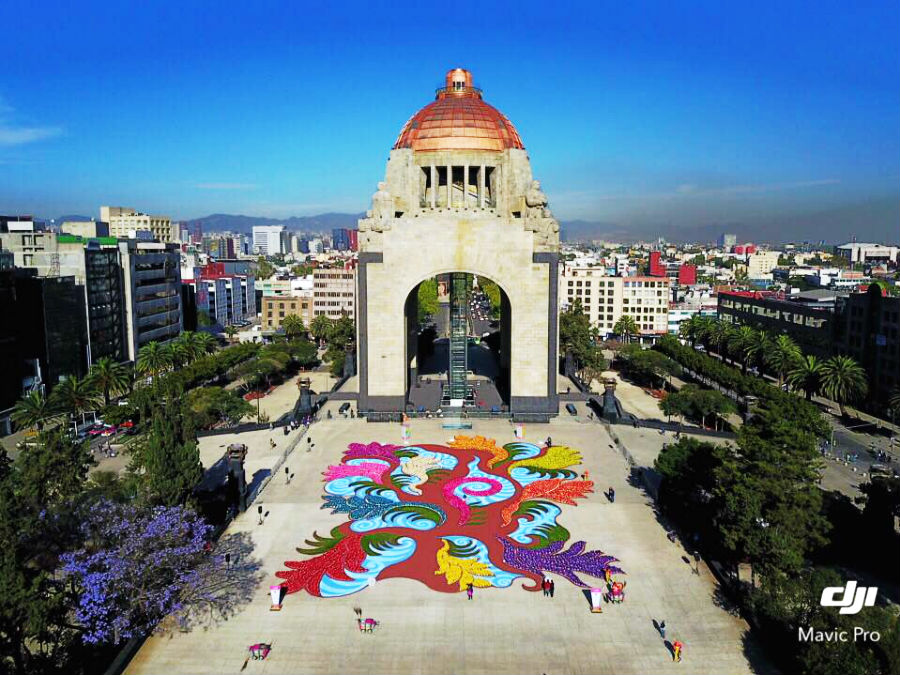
(313, 266, 356, 319)
(252, 225, 285, 255)
(101, 206, 176, 242)
(836, 243, 899, 265)
(559, 265, 670, 337)
(746, 251, 781, 277)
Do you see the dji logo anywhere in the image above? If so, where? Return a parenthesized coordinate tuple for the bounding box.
(820, 581, 877, 615)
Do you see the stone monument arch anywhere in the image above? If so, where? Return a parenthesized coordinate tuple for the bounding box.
(357, 68, 559, 415)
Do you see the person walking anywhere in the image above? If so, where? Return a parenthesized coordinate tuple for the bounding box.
(466, 583, 474, 600)
(542, 577, 550, 597)
(548, 578, 555, 598)
(673, 640, 683, 662)
(659, 620, 666, 639)
(609, 487, 615, 503)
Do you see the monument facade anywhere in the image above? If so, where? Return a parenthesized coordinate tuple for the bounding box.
(357, 68, 560, 414)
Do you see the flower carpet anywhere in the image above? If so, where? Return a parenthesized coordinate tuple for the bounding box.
(275, 436, 624, 597)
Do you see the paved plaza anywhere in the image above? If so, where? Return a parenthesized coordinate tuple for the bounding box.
(126, 401, 770, 675)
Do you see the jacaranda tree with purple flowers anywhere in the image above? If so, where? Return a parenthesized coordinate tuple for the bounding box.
(62, 500, 214, 644)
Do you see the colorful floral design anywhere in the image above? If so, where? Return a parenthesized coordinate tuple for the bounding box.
(276, 438, 623, 597)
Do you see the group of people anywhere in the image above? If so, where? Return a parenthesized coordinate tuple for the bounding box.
(658, 621, 685, 662)
(541, 576, 556, 597)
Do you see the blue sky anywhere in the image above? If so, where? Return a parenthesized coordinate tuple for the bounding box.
(1, 0, 897, 232)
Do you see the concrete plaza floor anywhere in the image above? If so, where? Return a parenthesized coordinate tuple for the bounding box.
(126, 405, 770, 675)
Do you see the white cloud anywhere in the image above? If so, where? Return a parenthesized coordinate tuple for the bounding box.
(0, 124, 63, 146)
(0, 98, 62, 147)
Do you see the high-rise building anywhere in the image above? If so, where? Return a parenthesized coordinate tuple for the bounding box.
(347, 229, 359, 252)
(718, 233, 737, 249)
(332, 228, 350, 251)
(559, 264, 670, 338)
(101, 206, 176, 242)
(119, 241, 183, 359)
(313, 266, 356, 319)
(13, 272, 88, 389)
(186, 262, 256, 327)
(836, 286, 900, 401)
(252, 225, 285, 255)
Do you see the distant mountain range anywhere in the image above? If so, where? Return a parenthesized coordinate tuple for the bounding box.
(560, 196, 900, 245)
(46, 195, 898, 245)
(184, 212, 365, 235)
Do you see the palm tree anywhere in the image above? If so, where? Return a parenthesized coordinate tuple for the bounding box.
(746, 330, 772, 376)
(709, 320, 732, 358)
(819, 355, 868, 416)
(787, 354, 822, 400)
(889, 387, 900, 422)
(166, 341, 189, 369)
(49, 375, 101, 422)
(197, 331, 219, 354)
(11, 390, 58, 431)
(613, 314, 639, 344)
(88, 357, 132, 406)
(175, 331, 204, 363)
(727, 325, 758, 374)
(310, 315, 333, 347)
(224, 325, 239, 345)
(282, 314, 305, 339)
(767, 335, 801, 387)
(136, 341, 172, 377)
(679, 315, 706, 347)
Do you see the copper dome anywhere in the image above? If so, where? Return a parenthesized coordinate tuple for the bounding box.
(393, 68, 524, 153)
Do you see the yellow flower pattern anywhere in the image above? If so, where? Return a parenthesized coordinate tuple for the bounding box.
(434, 541, 494, 590)
(448, 435, 508, 468)
(508, 445, 582, 473)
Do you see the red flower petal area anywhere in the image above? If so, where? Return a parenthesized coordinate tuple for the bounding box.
(276, 440, 623, 597)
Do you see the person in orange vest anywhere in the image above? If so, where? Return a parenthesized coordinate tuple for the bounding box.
(673, 640, 683, 662)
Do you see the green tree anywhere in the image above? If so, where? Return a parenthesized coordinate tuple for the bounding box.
(15, 428, 95, 507)
(310, 315, 333, 345)
(678, 315, 709, 347)
(136, 390, 203, 506)
(618, 345, 679, 389)
(889, 387, 900, 421)
(255, 256, 275, 280)
(0, 430, 92, 674)
(88, 357, 132, 406)
(715, 409, 829, 579)
(788, 354, 823, 400)
(136, 341, 173, 377)
(613, 314, 639, 344)
(186, 386, 255, 428)
(767, 334, 801, 387)
(10, 390, 58, 432)
(708, 319, 732, 358)
(174, 331, 206, 364)
(224, 325, 238, 344)
(659, 384, 736, 429)
(281, 314, 306, 338)
(727, 325, 759, 374)
(820, 354, 868, 415)
(417, 278, 439, 323)
(197, 331, 219, 354)
(479, 278, 502, 319)
(49, 375, 101, 422)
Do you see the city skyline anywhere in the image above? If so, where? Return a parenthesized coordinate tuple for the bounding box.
(1, 1, 898, 239)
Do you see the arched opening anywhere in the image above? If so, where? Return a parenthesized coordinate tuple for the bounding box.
(403, 273, 510, 413)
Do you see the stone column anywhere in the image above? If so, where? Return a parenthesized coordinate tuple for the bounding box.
(463, 163, 469, 208)
(430, 165, 436, 208)
(446, 165, 452, 208)
(479, 165, 485, 208)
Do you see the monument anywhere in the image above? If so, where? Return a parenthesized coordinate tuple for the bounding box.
(357, 68, 561, 415)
